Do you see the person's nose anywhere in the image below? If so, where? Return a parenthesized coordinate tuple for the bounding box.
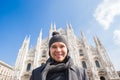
(56, 47, 61, 52)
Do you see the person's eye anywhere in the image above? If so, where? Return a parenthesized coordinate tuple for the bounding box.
(60, 45, 65, 48)
(52, 45, 57, 48)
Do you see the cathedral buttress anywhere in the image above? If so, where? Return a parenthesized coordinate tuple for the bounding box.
(15, 36, 30, 80)
(33, 29, 42, 68)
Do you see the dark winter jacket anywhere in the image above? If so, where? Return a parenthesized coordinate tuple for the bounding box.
(30, 57, 89, 80)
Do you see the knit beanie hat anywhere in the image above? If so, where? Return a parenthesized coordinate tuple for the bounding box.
(49, 32, 69, 57)
(49, 31, 68, 49)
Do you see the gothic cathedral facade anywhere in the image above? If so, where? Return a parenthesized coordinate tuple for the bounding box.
(14, 24, 120, 80)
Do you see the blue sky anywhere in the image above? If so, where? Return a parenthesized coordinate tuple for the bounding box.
(0, 0, 120, 70)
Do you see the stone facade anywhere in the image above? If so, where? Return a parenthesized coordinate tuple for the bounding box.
(0, 60, 14, 80)
(14, 24, 120, 80)
(118, 71, 120, 77)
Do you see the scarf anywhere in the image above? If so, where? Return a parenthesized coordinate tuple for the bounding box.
(41, 56, 74, 80)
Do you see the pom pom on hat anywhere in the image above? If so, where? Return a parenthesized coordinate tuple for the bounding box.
(52, 31, 59, 36)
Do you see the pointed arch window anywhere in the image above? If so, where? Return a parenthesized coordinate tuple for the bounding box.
(82, 61, 87, 69)
(42, 53, 46, 57)
(26, 63, 31, 71)
(42, 50, 46, 57)
(95, 60, 100, 68)
(79, 49, 84, 56)
(100, 76, 105, 80)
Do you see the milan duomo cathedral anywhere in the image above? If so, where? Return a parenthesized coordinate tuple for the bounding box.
(14, 24, 120, 80)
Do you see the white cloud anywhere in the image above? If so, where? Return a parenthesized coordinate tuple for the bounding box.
(113, 30, 120, 45)
(94, 0, 120, 30)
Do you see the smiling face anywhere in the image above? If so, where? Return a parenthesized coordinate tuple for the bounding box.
(50, 42, 68, 62)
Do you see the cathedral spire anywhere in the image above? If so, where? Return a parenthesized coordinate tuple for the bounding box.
(49, 23, 53, 38)
(81, 31, 87, 40)
(69, 23, 73, 32)
(36, 29, 42, 51)
(50, 23, 53, 31)
(66, 24, 70, 33)
(81, 31, 84, 38)
(96, 36, 102, 46)
(39, 29, 42, 37)
(80, 31, 90, 47)
(33, 29, 42, 68)
(66, 23, 69, 29)
(93, 36, 99, 47)
(66, 24, 70, 39)
(93, 35, 103, 48)
(21, 36, 30, 49)
(53, 23, 56, 31)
